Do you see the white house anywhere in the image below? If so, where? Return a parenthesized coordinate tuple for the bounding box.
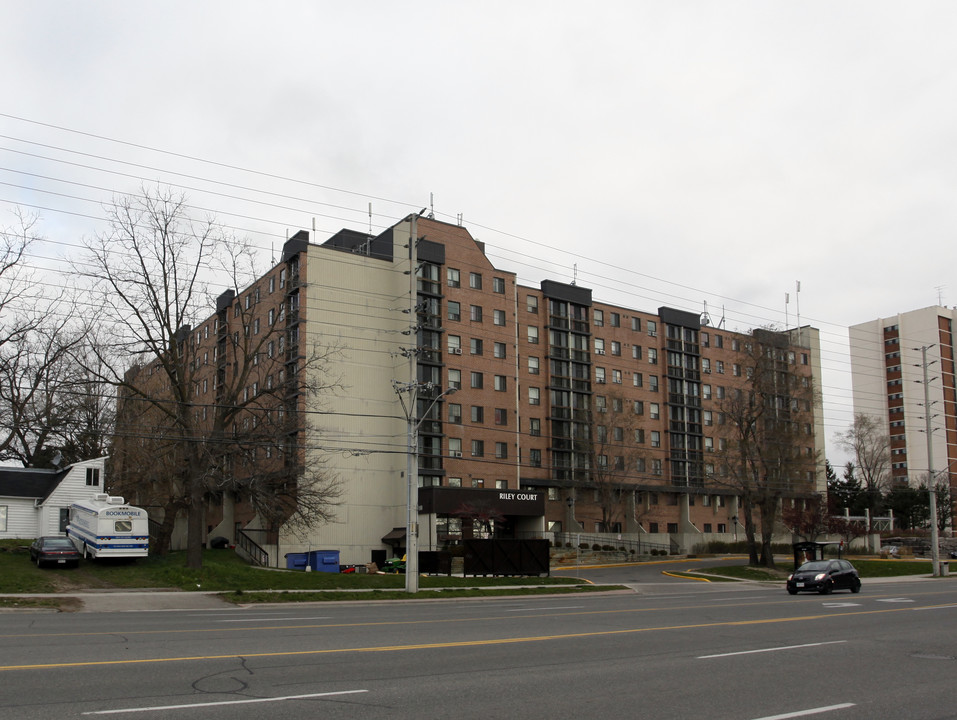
(0, 457, 108, 540)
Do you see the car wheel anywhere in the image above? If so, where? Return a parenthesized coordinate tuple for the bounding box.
(787, 587, 798, 595)
(35, 556, 42, 568)
(851, 580, 861, 594)
(819, 581, 833, 595)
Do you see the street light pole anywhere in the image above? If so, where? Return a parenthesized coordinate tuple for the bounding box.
(919, 345, 941, 577)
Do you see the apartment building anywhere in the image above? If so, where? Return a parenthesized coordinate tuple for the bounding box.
(850, 307, 957, 497)
(115, 215, 824, 566)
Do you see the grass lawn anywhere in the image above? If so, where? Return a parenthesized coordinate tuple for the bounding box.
(0, 539, 588, 600)
(696, 558, 939, 583)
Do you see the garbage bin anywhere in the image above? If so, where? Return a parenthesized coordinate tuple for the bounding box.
(284, 552, 308, 570)
(307, 549, 340, 573)
(940, 561, 950, 577)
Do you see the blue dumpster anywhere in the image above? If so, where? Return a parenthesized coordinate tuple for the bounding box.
(284, 552, 308, 570)
(307, 549, 340, 573)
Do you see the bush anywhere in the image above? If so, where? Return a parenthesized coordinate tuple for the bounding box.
(579, 543, 589, 550)
(592, 543, 602, 551)
(602, 544, 615, 551)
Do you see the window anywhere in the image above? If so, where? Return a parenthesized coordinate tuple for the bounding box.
(268, 276, 276, 294)
(631, 317, 641, 331)
(647, 348, 658, 364)
(495, 479, 507, 489)
(612, 369, 622, 384)
(595, 367, 606, 383)
(528, 356, 540, 374)
(529, 387, 541, 405)
(633, 345, 642, 359)
(702, 384, 712, 400)
(633, 372, 643, 387)
(530, 417, 541, 436)
(705, 437, 714, 452)
(611, 341, 621, 356)
(494, 375, 507, 391)
(447, 301, 461, 321)
(527, 295, 538, 313)
(470, 305, 483, 322)
(495, 408, 508, 425)
(493, 309, 506, 326)
(469, 272, 482, 289)
(493, 277, 505, 293)
(716, 386, 726, 399)
(595, 338, 605, 354)
(716, 360, 724, 374)
(470, 338, 483, 355)
(652, 459, 662, 475)
(448, 477, 462, 487)
(448, 369, 462, 389)
(635, 428, 645, 443)
(447, 268, 460, 287)
(253, 318, 260, 335)
(471, 439, 484, 456)
(650, 403, 660, 419)
(530, 449, 542, 467)
(449, 438, 462, 456)
(527, 326, 539, 344)
(495, 442, 508, 459)
(634, 401, 644, 415)
(448, 403, 462, 424)
(494, 342, 506, 359)
(635, 457, 646, 472)
(594, 310, 604, 326)
(471, 406, 484, 423)
(733, 363, 741, 377)
(704, 410, 713, 426)
(596, 395, 607, 412)
(702, 358, 711, 373)
(448, 335, 461, 353)
(647, 320, 657, 336)
(649, 375, 659, 392)
(86, 467, 100, 486)
(651, 431, 661, 447)
(471, 372, 484, 389)
(279, 268, 287, 288)
(610, 312, 620, 327)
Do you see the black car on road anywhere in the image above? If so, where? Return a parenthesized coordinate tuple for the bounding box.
(30, 536, 81, 568)
(787, 559, 861, 595)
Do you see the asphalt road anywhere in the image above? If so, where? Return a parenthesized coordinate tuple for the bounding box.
(1, 566, 956, 720)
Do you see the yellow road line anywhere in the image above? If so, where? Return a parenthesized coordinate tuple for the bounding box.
(1, 603, 953, 673)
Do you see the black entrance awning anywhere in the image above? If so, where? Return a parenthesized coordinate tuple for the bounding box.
(381, 528, 406, 543)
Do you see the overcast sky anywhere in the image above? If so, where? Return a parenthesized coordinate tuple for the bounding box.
(4, 1, 957, 462)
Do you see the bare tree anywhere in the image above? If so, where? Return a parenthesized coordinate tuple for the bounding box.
(780, 494, 829, 542)
(715, 329, 818, 568)
(0, 210, 96, 467)
(582, 392, 646, 533)
(79, 187, 340, 567)
(836, 413, 890, 516)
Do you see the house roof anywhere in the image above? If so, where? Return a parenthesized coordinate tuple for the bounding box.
(0, 466, 70, 503)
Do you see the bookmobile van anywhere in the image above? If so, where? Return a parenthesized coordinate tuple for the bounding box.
(67, 494, 149, 559)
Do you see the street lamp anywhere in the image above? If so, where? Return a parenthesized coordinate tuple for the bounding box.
(396, 383, 457, 593)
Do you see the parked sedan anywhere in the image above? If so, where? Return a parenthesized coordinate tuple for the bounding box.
(30, 536, 81, 568)
(787, 559, 861, 595)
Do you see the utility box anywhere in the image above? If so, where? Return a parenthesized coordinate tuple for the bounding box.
(307, 549, 341, 573)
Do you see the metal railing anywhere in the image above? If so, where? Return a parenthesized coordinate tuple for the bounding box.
(236, 530, 269, 567)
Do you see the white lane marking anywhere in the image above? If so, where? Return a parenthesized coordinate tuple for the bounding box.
(505, 606, 584, 612)
(216, 617, 331, 622)
(750, 704, 855, 720)
(913, 604, 957, 611)
(876, 598, 914, 603)
(821, 602, 860, 608)
(82, 689, 368, 715)
(698, 640, 846, 659)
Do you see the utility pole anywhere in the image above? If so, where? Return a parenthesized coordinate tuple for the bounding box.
(406, 212, 420, 593)
(919, 345, 941, 577)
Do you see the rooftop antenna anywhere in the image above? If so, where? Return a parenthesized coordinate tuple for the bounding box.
(717, 305, 726, 329)
(794, 280, 802, 345)
(428, 192, 435, 220)
(456, 213, 463, 226)
(785, 291, 790, 332)
(369, 202, 373, 234)
(571, 263, 578, 286)
(936, 285, 945, 306)
(700, 301, 712, 327)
